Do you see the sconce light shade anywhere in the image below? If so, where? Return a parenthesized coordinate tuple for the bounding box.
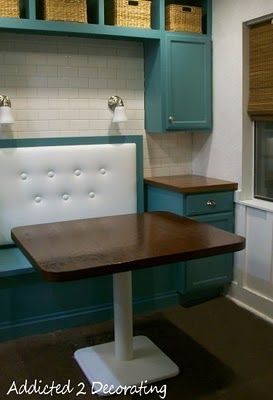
(0, 95, 14, 124)
(0, 106, 14, 124)
(108, 95, 128, 123)
(112, 106, 128, 123)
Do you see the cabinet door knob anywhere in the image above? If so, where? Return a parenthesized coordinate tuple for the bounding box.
(206, 200, 216, 208)
(168, 115, 174, 123)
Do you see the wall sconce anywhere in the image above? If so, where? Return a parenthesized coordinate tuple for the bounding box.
(0, 95, 14, 124)
(108, 95, 128, 123)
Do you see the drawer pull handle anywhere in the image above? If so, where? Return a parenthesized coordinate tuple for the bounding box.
(206, 200, 216, 208)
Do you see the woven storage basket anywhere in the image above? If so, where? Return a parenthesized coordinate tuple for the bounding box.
(106, 0, 151, 29)
(0, 0, 20, 18)
(166, 4, 202, 33)
(43, 0, 87, 23)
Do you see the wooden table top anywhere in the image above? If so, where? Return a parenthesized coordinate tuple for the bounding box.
(144, 175, 238, 194)
(11, 212, 245, 282)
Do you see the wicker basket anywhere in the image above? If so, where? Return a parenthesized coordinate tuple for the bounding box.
(0, 0, 20, 18)
(43, 0, 87, 23)
(106, 0, 151, 29)
(166, 4, 202, 33)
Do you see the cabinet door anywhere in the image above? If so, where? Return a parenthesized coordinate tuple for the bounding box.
(184, 212, 234, 292)
(166, 34, 212, 131)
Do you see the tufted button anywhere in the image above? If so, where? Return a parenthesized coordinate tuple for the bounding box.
(89, 192, 95, 199)
(35, 196, 42, 203)
(62, 194, 70, 201)
(48, 170, 55, 178)
(74, 169, 81, 176)
(100, 168, 106, 175)
(20, 172, 28, 180)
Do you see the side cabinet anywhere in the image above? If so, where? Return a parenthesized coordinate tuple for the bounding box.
(145, 184, 235, 304)
(144, 33, 212, 133)
(165, 34, 212, 131)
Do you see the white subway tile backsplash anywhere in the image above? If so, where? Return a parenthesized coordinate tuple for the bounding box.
(27, 98, 49, 109)
(58, 66, 78, 78)
(117, 47, 143, 58)
(89, 120, 111, 130)
(116, 69, 143, 80)
(26, 76, 48, 88)
(79, 67, 98, 78)
(25, 53, 48, 65)
(48, 119, 70, 130)
(70, 98, 89, 109)
(58, 88, 78, 98)
(59, 109, 79, 120)
(126, 80, 144, 90)
(5, 76, 26, 88)
(70, 120, 89, 130)
(107, 79, 126, 90)
(47, 77, 70, 88)
(0, 65, 17, 74)
(17, 65, 37, 76)
(38, 109, 60, 120)
(68, 55, 88, 66)
(69, 77, 89, 89)
(0, 33, 191, 177)
(4, 52, 26, 65)
(37, 88, 59, 98)
(97, 89, 115, 99)
(79, 88, 98, 98)
(79, 109, 99, 119)
(16, 88, 38, 98)
(98, 68, 117, 79)
(48, 99, 67, 109)
(47, 54, 69, 66)
(12, 98, 27, 109)
(88, 55, 107, 67)
(89, 78, 107, 89)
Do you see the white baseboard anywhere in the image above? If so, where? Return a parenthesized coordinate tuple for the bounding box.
(227, 283, 273, 325)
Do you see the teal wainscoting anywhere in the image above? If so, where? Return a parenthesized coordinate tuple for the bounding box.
(0, 267, 178, 342)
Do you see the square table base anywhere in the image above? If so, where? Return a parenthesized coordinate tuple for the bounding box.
(74, 335, 179, 396)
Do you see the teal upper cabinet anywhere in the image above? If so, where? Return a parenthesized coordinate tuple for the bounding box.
(145, 1, 212, 133)
(165, 34, 212, 131)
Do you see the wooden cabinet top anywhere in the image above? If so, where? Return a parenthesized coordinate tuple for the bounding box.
(144, 175, 238, 194)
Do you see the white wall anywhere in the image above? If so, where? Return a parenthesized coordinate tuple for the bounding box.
(193, 0, 273, 321)
(0, 32, 192, 178)
(193, 0, 273, 185)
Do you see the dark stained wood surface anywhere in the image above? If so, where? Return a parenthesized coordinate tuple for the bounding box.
(144, 175, 238, 193)
(11, 212, 245, 282)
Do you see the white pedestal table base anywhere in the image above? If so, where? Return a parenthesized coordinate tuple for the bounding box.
(74, 271, 179, 395)
(74, 336, 179, 396)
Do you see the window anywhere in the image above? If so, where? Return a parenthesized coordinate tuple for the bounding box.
(248, 19, 273, 201)
(255, 122, 273, 201)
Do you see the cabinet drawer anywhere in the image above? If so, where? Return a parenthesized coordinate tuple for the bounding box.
(185, 254, 233, 292)
(185, 191, 234, 216)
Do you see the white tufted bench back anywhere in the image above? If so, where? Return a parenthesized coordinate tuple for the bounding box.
(0, 143, 137, 246)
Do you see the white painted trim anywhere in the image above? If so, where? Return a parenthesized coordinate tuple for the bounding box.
(235, 189, 273, 213)
(245, 12, 273, 26)
(228, 281, 273, 323)
(226, 294, 273, 325)
(237, 199, 273, 213)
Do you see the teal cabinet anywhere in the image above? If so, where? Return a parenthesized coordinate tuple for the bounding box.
(145, 183, 235, 304)
(165, 34, 212, 131)
(145, 34, 212, 133)
(185, 212, 234, 293)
